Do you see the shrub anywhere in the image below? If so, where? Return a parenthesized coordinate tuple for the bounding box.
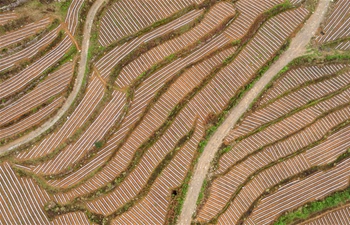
(94, 141, 103, 148)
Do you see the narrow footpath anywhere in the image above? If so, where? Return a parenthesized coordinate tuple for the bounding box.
(0, 0, 108, 155)
(177, 0, 331, 224)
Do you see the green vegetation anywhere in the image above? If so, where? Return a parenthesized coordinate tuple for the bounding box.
(196, 179, 208, 205)
(275, 187, 350, 225)
(94, 141, 103, 148)
(43, 127, 195, 224)
(0, 30, 64, 81)
(194, 2, 300, 214)
(13, 0, 235, 179)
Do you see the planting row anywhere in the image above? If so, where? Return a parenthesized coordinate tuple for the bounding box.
(36, 1, 234, 178)
(197, 118, 350, 224)
(196, 90, 350, 223)
(44, 4, 309, 222)
(98, 0, 204, 46)
(0, 97, 64, 141)
(316, 0, 350, 44)
(224, 63, 348, 145)
(0, 25, 61, 73)
(301, 204, 350, 225)
(42, 47, 236, 213)
(0, 62, 73, 127)
(0, 12, 17, 26)
(336, 40, 350, 51)
(0, 17, 51, 49)
(114, 1, 235, 89)
(15, 8, 203, 161)
(219, 69, 350, 173)
(1, 1, 320, 224)
(16, 0, 307, 208)
(0, 162, 52, 224)
(0, 36, 73, 100)
(223, 0, 284, 41)
(245, 158, 350, 225)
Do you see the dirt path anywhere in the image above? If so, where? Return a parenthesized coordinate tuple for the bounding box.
(0, 0, 108, 155)
(177, 1, 330, 224)
(62, 22, 81, 51)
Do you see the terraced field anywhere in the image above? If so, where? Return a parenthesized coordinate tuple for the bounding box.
(0, 0, 349, 224)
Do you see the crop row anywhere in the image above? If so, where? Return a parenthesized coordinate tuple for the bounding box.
(0, 17, 51, 49)
(316, 0, 350, 44)
(0, 162, 52, 224)
(245, 158, 350, 225)
(198, 115, 350, 224)
(197, 90, 350, 222)
(223, 0, 284, 40)
(98, 0, 204, 46)
(20, 0, 306, 213)
(0, 36, 72, 100)
(0, 25, 61, 73)
(0, 12, 17, 26)
(336, 40, 350, 51)
(0, 97, 64, 142)
(114, 1, 236, 89)
(219, 69, 350, 173)
(67, 3, 309, 222)
(15, 8, 204, 161)
(0, 62, 73, 127)
(300, 204, 350, 225)
(31, 91, 126, 175)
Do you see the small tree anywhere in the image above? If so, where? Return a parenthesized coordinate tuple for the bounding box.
(94, 141, 103, 148)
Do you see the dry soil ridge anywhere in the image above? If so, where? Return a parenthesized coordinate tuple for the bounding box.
(178, 0, 331, 224)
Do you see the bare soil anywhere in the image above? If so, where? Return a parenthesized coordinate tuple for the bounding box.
(177, 0, 331, 224)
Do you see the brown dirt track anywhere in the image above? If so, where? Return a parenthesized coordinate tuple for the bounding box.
(177, 0, 331, 224)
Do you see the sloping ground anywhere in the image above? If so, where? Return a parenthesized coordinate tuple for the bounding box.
(1, 0, 350, 224)
(316, 0, 350, 44)
(300, 204, 350, 225)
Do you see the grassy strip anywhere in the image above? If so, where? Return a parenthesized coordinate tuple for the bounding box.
(87, 0, 206, 63)
(237, 146, 350, 225)
(275, 190, 350, 225)
(0, 0, 93, 159)
(198, 53, 350, 220)
(0, 56, 80, 146)
(42, 126, 196, 224)
(16, 39, 236, 195)
(202, 117, 350, 224)
(167, 1, 300, 223)
(196, 179, 208, 206)
(0, 18, 60, 55)
(25, 0, 236, 179)
(11, 1, 212, 167)
(0, 43, 76, 106)
(218, 92, 350, 178)
(0, 21, 62, 82)
(0, 0, 204, 162)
